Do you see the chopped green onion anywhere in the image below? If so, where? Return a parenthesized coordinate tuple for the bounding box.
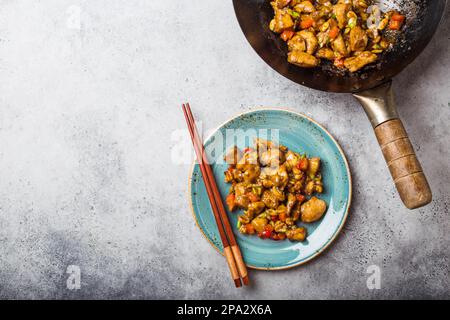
(348, 19, 357, 28)
(288, 9, 300, 19)
(252, 186, 262, 196)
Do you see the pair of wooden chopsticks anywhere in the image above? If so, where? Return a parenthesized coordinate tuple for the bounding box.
(182, 103, 249, 288)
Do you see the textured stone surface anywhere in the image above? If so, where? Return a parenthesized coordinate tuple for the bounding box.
(0, 1, 449, 299)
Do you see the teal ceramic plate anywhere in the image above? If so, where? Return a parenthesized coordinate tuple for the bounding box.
(189, 108, 352, 270)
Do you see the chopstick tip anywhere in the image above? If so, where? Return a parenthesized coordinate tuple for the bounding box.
(242, 275, 250, 286)
(234, 279, 242, 288)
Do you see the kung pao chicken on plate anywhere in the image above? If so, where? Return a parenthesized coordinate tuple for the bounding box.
(224, 139, 327, 242)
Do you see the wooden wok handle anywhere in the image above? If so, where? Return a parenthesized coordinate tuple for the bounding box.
(354, 81, 432, 209)
(374, 119, 432, 209)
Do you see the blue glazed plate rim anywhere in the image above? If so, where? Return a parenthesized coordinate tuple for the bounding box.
(188, 107, 352, 270)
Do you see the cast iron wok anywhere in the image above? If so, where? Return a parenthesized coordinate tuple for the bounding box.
(233, 0, 447, 209)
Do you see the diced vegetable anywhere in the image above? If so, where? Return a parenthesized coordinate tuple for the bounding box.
(348, 20, 356, 29)
(271, 233, 281, 240)
(296, 158, 309, 171)
(300, 18, 314, 29)
(389, 20, 402, 30)
(226, 194, 236, 212)
(296, 194, 306, 203)
(259, 230, 272, 239)
(389, 12, 405, 30)
(245, 223, 255, 234)
(280, 29, 295, 41)
(287, 9, 300, 19)
(329, 26, 340, 40)
(391, 13, 406, 22)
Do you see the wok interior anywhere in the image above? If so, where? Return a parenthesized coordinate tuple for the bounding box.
(233, 0, 446, 93)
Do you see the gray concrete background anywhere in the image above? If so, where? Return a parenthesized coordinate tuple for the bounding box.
(0, 0, 449, 299)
